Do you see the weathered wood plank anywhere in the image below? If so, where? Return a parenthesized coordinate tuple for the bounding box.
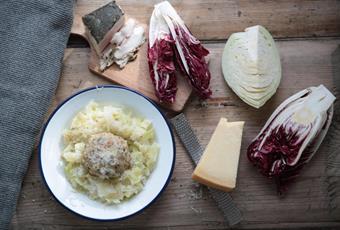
(72, 0, 340, 41)
(11, 38, 340, 229)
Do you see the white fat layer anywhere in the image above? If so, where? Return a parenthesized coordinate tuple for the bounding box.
(111, 32, 125, 45)
(100, 19, 146, 70)
(111, 18, 137, 46)
(120, 18, 137, 38)
(100, 47, 115, 71)
(113, 26, 145, 60)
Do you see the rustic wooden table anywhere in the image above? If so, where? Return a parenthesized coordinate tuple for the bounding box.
(11, 0, 340, 229)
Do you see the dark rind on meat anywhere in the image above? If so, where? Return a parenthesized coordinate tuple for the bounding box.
(82, 1, 124, 43)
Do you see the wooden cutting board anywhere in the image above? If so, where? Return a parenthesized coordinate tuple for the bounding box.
(71, 14, 192, 112)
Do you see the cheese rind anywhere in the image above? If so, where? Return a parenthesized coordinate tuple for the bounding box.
(192, 118, 244, 192)
(82, 1, 125, 56)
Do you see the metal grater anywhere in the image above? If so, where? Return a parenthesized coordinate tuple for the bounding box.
(170, 113, 242, 226)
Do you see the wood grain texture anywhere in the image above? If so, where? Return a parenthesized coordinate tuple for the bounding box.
(87, 27, 192, 112)
(11, 39, 340, 229)
(70, 14, 193, 112)
(72, 0, 340, 41)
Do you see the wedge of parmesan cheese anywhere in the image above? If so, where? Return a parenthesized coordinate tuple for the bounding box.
(192, 118, 244, 192)
(82, 1, 125, 56)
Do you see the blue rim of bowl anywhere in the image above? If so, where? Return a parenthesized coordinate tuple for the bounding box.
(39, 85, 176, 221)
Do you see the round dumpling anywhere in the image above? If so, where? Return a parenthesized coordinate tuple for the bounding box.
(83, 132, 131, 179)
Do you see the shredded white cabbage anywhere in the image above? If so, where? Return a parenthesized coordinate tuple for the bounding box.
(62, 101, 159, 204)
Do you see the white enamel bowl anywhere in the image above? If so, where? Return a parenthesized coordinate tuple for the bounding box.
(39, 85, 175, 221)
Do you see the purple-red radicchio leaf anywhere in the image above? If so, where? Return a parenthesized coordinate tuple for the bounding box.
(156, 1, 212, 99)
(172, 25, 212, 99)
(148, 7, 178, 103)
(247, 85, 335, 194)
(148, 35, 177, 103)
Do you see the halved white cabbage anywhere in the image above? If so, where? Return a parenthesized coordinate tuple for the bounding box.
(222, 25, 281, 108)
